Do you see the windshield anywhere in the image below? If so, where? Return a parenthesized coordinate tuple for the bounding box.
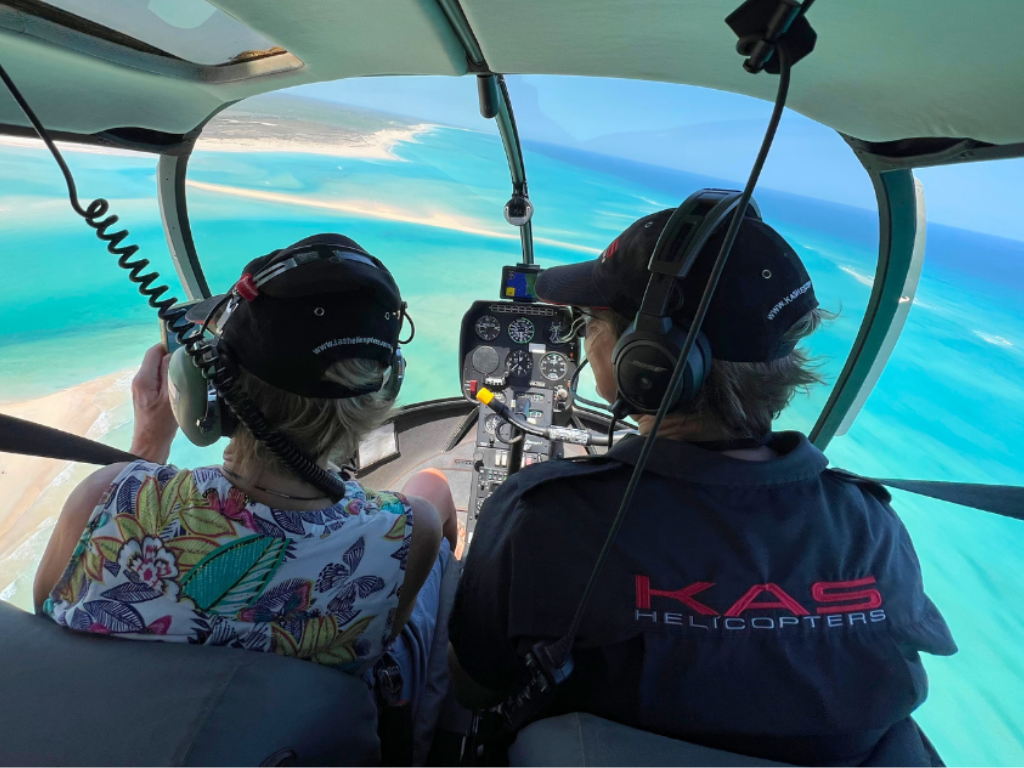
(0, 74, 1022, 766)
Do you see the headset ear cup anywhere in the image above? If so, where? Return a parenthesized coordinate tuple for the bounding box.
(612, 319, 712, 415)
(690, 330, 713, 397)
(168, 345, 223, 447)
(612, 318, 682, 415)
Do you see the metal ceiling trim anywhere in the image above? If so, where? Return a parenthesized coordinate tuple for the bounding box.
(810, 167, 923, 449)
(0, 120, 199, 154)
(491, 74, 534, 264)
(844, 134, 1024, 172)
(433, 0, 488, 70)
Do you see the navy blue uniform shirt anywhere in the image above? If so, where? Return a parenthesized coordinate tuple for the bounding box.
(449, 432, 956, 766)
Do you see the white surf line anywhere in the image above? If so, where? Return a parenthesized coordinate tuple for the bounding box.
(186, 181, 600, 255)
(974, 331, 1014, 348)
(839, 265, 875, 287)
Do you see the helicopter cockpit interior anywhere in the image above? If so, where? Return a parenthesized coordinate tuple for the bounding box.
(1, 0, 1024, 765)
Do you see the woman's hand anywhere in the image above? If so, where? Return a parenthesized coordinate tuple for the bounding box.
(129, 343, 178, 464)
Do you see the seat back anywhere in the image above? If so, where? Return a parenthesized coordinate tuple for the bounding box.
(510, 713, 943, 767)
(0, 601, 379, 766)
(509, 713, 786, 767)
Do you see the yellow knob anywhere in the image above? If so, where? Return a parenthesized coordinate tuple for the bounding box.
(476, 387, 494, 405)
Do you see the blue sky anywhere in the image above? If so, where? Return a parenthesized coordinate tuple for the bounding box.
(293, 75, 1024, 242)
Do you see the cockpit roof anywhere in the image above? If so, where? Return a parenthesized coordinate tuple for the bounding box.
(1, 0, 1023, 148)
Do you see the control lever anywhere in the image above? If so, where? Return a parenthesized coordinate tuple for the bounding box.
(476, 388, 612, 447)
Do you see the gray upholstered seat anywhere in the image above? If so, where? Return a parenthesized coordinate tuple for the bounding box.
(0, 601, 380, 767)
(509, 713, 786, 768)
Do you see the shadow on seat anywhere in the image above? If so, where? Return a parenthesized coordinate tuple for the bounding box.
(509, 712, 944, 767)
(509, 713, 787, 767)
(0, 601, 380, 767)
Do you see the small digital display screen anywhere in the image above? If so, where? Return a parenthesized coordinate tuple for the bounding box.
(501, 265, 542, 301)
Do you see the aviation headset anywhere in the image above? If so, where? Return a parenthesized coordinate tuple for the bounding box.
(610, 188, 762, 415)
(168, 240, 408, 448)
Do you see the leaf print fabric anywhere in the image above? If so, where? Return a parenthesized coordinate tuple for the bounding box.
(45, 460, 413, 675)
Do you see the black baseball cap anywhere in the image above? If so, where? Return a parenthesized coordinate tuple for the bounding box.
(186, 233, 405, 398)
(535, 207, 818, 362)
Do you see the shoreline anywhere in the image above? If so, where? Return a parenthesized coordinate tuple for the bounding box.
(186, 180, 601, 255)
(0, 122, 436, 162)
(0, 370, 133, 601)
(198, 122, 436, 160)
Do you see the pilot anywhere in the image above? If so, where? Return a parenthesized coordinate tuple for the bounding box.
(33, 234, 456, 706)
(447, 210, 957, 765)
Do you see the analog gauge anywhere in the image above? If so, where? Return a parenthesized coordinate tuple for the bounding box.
(507, 350, 533, 377)
(475, 315, 501, 342)
(508, 317, 535, 344)
(540, 352, 568, 381)
(484, 414, 501, 435)
(471, 345, 501, 375)
(548, 321, 567, 344)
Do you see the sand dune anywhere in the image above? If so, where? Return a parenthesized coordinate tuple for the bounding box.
(186, 180, 601, 255)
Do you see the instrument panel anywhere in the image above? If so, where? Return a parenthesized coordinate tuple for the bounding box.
(459, 301, 579, 400)
(458, 300, 580, 532)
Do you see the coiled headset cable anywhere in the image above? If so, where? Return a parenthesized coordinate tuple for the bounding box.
(0, 59, 348, 500)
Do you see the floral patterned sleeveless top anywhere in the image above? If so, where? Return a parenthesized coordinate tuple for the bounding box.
(44, 461, 413, 674)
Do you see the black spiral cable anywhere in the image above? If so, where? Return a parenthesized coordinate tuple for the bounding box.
(0, 59, 348, 500)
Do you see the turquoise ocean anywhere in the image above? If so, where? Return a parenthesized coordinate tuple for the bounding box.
(1, 123, 1023, 765)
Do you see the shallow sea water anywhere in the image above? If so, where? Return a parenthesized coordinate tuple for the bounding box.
(1, 126, 1022, 765)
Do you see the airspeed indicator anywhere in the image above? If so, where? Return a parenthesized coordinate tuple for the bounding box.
(508, 317, 535, 344)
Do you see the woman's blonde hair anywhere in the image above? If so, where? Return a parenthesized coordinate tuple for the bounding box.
(228, 359, 394, 474)
(592, 307, 832, 438)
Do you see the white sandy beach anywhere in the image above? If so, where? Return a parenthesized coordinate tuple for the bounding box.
(198, 122, 436, 160)
(187, 179, 601, 255)
(0, 121, 434, 162)
(0, 370, 133, 607)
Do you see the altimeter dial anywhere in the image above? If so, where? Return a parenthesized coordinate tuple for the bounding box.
(540, 353, 568, 381)
(508, 317, 535, 344)
(475, 315, 501, 341)
(507, 350, 533, 377)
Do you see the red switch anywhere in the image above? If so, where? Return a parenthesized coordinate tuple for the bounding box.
(468, 379, 478, 396)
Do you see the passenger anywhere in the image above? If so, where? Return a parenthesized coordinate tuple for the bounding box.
(447, 210, 956, 765)
(33, 234, 456, 704)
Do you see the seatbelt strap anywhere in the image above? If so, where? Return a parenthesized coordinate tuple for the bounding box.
(876, 478, 1024, 521)
(3, 413, 1020, 518)
(0, 414, 138, 465)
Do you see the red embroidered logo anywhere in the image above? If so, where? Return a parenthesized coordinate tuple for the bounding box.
(633, 575, 886, 631)
(600, 237, 621, 263)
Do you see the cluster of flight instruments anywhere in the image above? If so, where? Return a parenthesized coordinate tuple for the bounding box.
(458, 299, 580, 532)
